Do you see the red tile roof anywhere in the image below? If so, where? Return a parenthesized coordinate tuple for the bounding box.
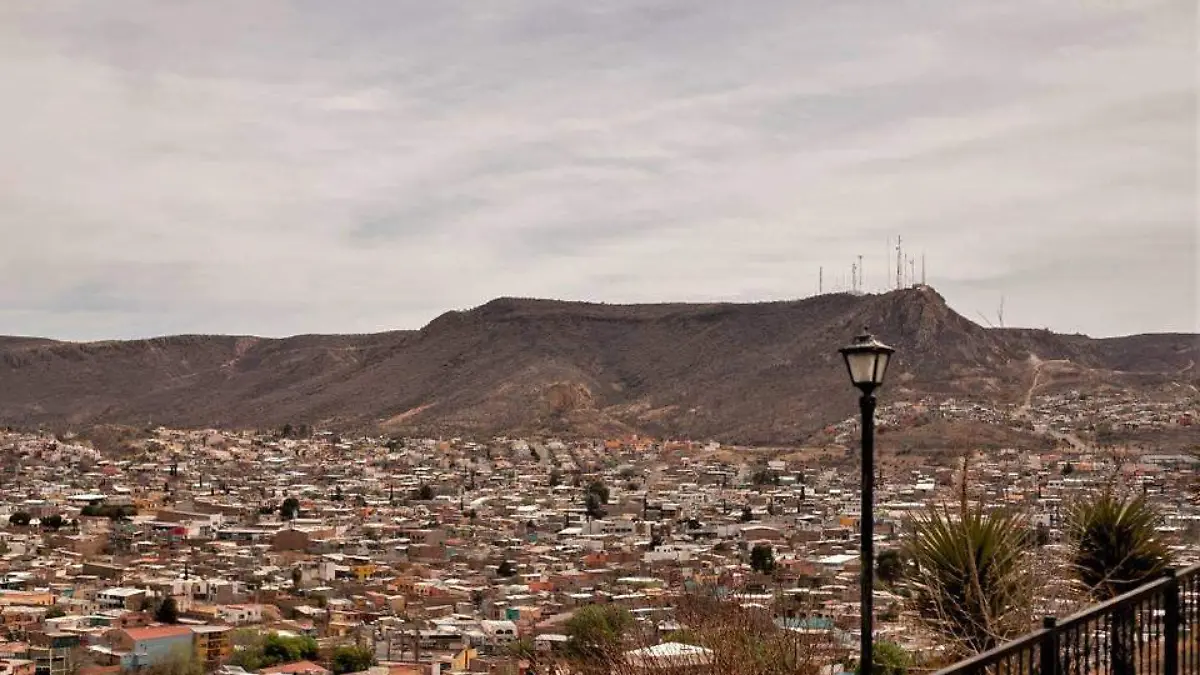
(259, 661, 330, 675)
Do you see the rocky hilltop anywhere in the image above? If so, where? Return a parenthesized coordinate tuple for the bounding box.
(1, 287, 1195, 443)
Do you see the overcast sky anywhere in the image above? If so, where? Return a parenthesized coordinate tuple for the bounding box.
(1, 0, 1195, 341)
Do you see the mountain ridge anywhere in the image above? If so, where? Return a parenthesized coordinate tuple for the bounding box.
(1, 287, 1195, 443)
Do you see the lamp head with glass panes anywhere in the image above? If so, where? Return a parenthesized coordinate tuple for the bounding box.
(838, 329, 895, 394)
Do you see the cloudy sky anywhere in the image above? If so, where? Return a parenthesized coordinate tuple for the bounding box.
(1, 0, 1194, 341)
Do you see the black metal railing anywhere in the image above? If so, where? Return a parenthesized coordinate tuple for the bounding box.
(932, 564, 1200, 675)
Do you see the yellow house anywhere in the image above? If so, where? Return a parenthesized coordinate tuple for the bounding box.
(352, 564, 377, 582)
(452, 647, 478, 671)
(190, 626, 232, 669)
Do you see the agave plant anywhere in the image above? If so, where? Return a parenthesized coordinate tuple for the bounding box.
(903, 503, 1034, 656)
(1066, 492, 1173, 675)
(1065, 491, 1173, 599)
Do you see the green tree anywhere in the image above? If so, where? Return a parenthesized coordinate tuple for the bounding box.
(564, 604, 635, 669)
(330, 645, 376, 675)
(45, 605, 67, 619)
(416, 484, 435, 501)
(8, 512, 31, 527)
(584, 492, 605, 520)
(260, 634, 296, 666)
(875, 549, 904, 586)
(280, 497, 301, 521)
(228, 631, 265, 670)
(548, 469, 562, 487)
(41, 514, 65, 530)
(749, 544, 776, 574)
(855, 641, 910, 675)
(497, 560, 517, 577)
(740, 506, 754, 523)
(586, 480, 610, 504)
(258, 634, 319, 667)
(291, 567, 303, 589)
(155, 596, 180, 624)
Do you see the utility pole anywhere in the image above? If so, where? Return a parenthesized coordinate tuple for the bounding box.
(413, 624, 420, 664)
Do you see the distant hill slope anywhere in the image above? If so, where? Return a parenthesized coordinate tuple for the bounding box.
(0, 287, 1195, 443)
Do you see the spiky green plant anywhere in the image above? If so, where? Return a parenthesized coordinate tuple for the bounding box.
(1065, 491, 1173, 599)
(903, 503, 1034, 656)
(1066, 492, 1173, 675)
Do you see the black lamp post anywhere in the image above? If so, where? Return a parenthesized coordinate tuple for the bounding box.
(839, 329, 895, 675)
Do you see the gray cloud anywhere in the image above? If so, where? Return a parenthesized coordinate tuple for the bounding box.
(0, 0, 1194, 340)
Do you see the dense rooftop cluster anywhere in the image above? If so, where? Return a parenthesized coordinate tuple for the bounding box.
(0, 398, 1195, 675)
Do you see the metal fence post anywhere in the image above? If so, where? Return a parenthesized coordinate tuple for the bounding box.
(1040, 616, 1059, 675)
(1165, 568, 1179, 675)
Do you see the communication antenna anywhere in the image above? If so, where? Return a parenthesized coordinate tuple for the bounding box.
(886, 237, 891, 292)
(819, 267, 823, 295)
(921, 253, 926, 286)
(895, 236, 903, 290)
(851, 262, 858, 293)
(858, 254, 864, 292)
(909, 258, 916, 288)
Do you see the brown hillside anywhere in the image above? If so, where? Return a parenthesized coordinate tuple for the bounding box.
(0, 287, 1195, 443)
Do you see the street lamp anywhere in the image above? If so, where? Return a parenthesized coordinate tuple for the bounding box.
(839, 329, 895, 675)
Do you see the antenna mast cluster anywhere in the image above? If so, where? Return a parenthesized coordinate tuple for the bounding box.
(815, 235, 928, 295)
